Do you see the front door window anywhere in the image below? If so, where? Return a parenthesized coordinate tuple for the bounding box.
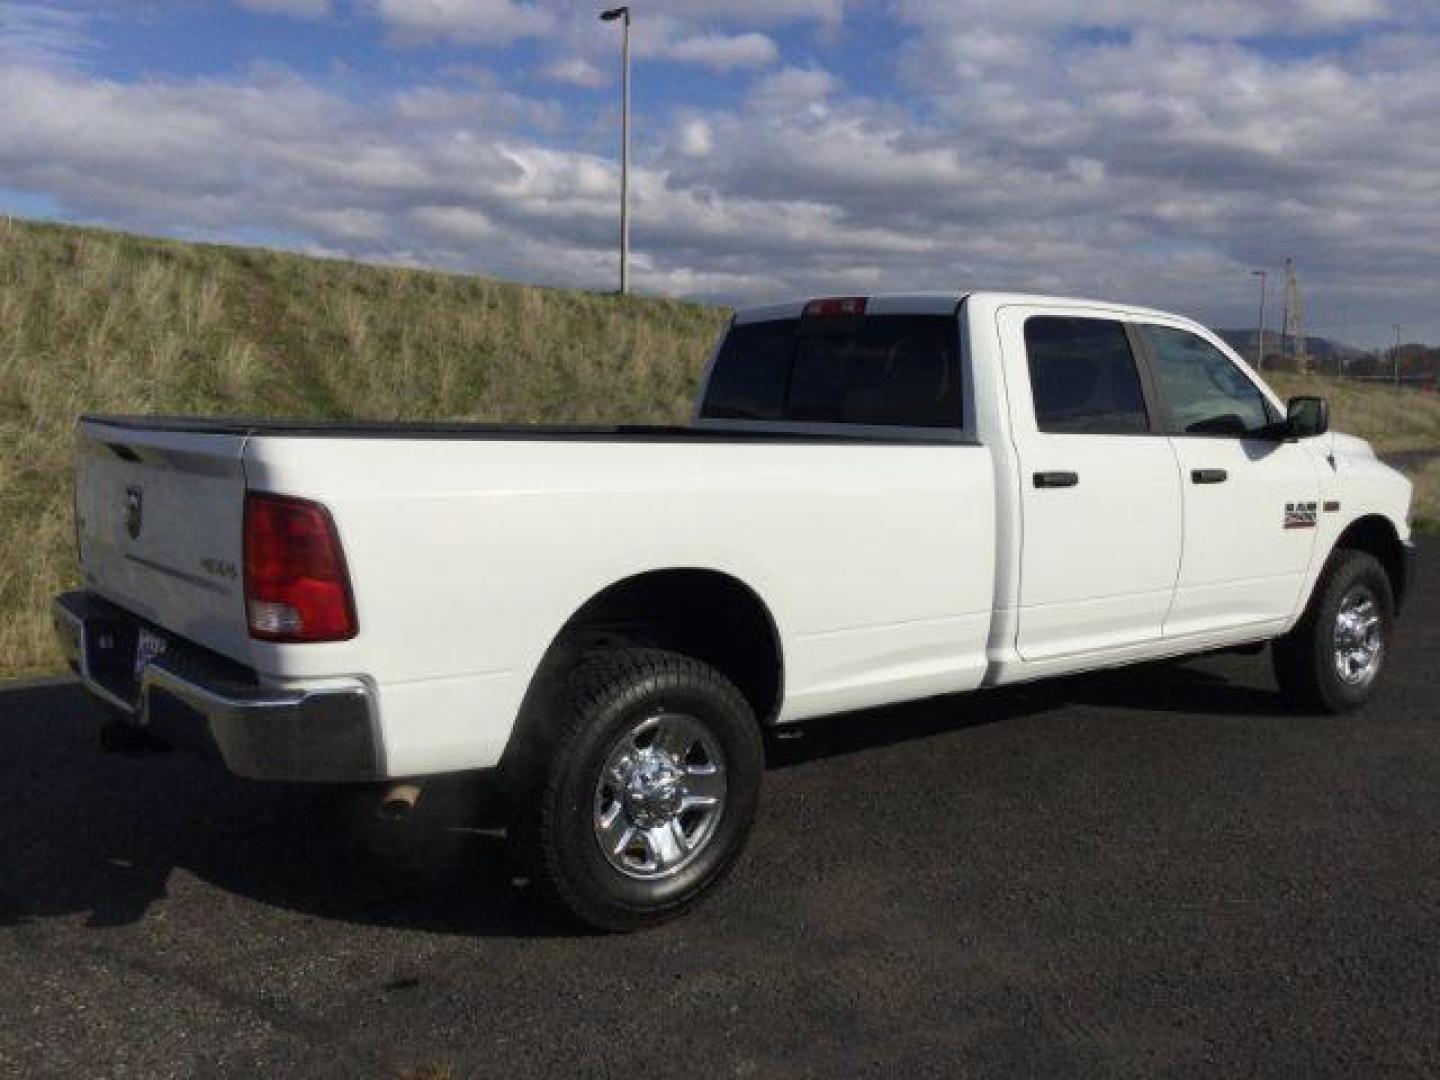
(1142, 325, 1273, 437)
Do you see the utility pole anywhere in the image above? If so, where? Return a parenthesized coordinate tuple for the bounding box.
(600, 6, 631, 295)
(1282, 258, 1307, 373)
(1251, 269, 1268, 370)
(1393, 323, 1403, 390)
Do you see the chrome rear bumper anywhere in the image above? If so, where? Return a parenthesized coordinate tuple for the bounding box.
(53, 591, 382, 782)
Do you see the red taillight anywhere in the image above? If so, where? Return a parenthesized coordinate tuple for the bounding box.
(244, 493, 357, 643)
(802, 296, 867, 319)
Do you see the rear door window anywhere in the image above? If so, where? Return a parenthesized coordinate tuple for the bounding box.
(700, 315, 961, 428)
(1023, 316, 1150, 434)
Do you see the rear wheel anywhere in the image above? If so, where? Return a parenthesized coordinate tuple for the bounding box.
(511, 648, 763, 931)
(1273, 548, 1394, 713)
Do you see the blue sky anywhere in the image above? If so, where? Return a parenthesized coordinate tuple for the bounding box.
(2, 0, 1438, 346)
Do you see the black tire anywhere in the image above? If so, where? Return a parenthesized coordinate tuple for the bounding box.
(510, 648, 763, 932)
(1273, 548, 1394, 714)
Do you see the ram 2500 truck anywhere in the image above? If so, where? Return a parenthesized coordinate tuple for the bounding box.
(54, 292, 1415, 929)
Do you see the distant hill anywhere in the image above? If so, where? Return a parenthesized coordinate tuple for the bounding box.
(1217, 329, 1367, 371)
(1218, 328, 1440, 382)
(1343, 344, 1440, 384)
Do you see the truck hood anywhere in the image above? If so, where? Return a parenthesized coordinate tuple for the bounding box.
(1328, 431, 1377, 462)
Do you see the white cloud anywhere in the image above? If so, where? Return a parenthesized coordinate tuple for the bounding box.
(542, 56, 609, 88)
(0, 60, 943, 302)
(646, 0, 844, 24)
(5, 2, 1440, 341)
(747, 65, 838, 114)
(376, 3, 798, 74)
(675, 118, 713, 158)
(390, 84, 562, 131)
(291, 206, 388, 240)
(236, 0, 331, 17)
(409, 204, 498, 243)
(895, 0, 1396, 38)
(0, 2, 91, 68)
(660, 32, 780, 71)
(372, 0, 843, 43)
(367, 0, 553, 46)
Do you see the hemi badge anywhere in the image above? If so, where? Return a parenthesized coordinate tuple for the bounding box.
(1323, 501, 1341, 513)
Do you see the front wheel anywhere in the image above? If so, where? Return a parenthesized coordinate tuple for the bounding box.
(1273, 548, 1394, 714)
(511, 648, 764, 931)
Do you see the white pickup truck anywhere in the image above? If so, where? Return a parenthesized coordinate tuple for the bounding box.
(55, 291, 1415, 929)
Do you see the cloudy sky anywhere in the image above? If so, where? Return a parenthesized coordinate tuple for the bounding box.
(1, 0, 1437, 346)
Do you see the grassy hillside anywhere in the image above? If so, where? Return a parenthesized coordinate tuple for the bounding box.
(0, 218, 1436, 679)
(0, 219, 726, 677)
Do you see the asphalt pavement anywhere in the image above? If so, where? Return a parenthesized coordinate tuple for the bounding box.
(2, 544, 1438, 1077)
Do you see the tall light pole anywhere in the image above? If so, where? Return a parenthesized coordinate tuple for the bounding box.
(600, 6, 631, 295)
(1252, 269, 1268, 370)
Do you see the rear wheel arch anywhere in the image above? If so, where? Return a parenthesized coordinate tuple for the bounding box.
(501, 568, 784, 779)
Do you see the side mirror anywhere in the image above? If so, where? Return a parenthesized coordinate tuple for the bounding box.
(1286, 395, 1329, 439)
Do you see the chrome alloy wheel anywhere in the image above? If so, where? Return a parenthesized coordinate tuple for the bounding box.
(593, 712, 727, 880)
(1333, 584, 1383, 686)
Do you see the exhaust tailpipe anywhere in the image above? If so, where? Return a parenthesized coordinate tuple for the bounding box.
(378, 782, 422, 821)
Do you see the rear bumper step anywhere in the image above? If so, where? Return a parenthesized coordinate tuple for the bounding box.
(53, 591, 382, 782)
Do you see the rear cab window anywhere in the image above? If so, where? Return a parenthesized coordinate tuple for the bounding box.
(700, 312, 962, 430)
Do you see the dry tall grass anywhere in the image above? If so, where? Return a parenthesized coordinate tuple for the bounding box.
(1265, 371, 1440, 455)
(0, 220, 725, 677)
(1403, 458, 1440, 534)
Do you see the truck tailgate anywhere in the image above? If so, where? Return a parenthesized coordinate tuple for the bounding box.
(76, 420, 252, 664)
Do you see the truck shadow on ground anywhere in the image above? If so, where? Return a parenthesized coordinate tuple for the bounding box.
(0, 657, 1287, 937)
(765, 653, 1288, 767)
